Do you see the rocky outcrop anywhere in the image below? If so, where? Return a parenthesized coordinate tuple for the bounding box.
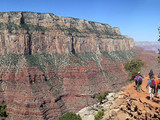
(102, 75, 160, 120)
(0, 12, 137, 120)
(77, 93, 118, 120)
(77, 75, 160, 120)
(0, 12, 135, 55)
(0, 52, 135, 120)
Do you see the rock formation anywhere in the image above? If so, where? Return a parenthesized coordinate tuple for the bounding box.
(102, 75, 160, 120)
(0, 12, 134, 55)
(77, 75, 160, 120)
(0, 12, 136, 120)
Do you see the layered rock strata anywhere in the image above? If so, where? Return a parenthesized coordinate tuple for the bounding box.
(0, 12, 134, 55)
(0, 12, 135, 120)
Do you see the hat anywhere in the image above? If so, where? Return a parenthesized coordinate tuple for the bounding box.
(138, 71, 140, 74)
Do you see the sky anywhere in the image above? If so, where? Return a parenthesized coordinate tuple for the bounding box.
(0, 0, 160, 42)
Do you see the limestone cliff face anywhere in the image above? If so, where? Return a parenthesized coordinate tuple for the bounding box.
(0, 12, 135, 55)
(0, 12, 136, 120)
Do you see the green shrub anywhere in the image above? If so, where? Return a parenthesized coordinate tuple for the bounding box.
(94, 110, 104, 120)
(0, 104, 8, 118)
(124, 58, 144, 80)
(97, 94, 105, 104)
(58, 112, 82, 120)
(96, 92, 109, 104)
(104, 92, 108, 97)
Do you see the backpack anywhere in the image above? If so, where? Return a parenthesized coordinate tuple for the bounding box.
(150, 79, 156, 88)
(137, 76, 142, 85)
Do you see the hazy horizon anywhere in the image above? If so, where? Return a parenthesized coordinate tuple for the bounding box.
(1, 0, 160, 42)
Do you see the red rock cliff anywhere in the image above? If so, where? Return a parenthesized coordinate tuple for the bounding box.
(0, 12, 136, 120)
(0, 12, 135, 55)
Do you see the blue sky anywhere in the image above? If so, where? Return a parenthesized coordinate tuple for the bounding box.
(0, 0, 160, 42)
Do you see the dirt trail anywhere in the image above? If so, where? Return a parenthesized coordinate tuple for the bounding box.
(124, 75, 160, 107)
(103, 75, 160, 120)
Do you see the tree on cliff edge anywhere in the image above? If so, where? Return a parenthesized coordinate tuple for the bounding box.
(124, 59, 144, 80)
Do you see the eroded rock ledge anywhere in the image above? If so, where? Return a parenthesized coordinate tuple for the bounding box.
(0, 12, 135, 55)
(0, 12, 136, 120)
(77, 75, 160, 120)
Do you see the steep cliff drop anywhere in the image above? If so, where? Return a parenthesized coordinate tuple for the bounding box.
(0, 12, 136, 120)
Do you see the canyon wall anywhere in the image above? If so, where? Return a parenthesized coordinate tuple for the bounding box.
(0, 12, 134, 55)
(134, 47, 159, 75)
(0, 12, 135, 120)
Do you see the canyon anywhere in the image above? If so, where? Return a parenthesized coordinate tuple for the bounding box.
(0, 12, 158, 120)
(0, 12, 134, 55)
(135, 41, 160, 53)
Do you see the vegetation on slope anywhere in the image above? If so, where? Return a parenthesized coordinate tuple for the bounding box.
(0, 22, 48, 32)
(0, 104, 8, 120)
(94, 110, 104, 120)
(96, 92, 109, 104)
(101, 50, 135, 62)
(58, 112, 82, 120)
(0, 50, 135, 72)
(124, 58, 144, 80)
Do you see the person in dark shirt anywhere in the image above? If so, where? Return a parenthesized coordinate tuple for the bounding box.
(148, 69, 154, 79)
(146, 76, 156, 101)
(137, 75, 143, 92)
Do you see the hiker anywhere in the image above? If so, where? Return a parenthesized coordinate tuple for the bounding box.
(156, 75, 160, 98)
(134, 72, 140, 89)
(137, 75, 143, 92)
(148, 69, 154, 79)
(146, 76, 156, 101)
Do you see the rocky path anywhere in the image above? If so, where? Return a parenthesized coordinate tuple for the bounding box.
(103, 75, 160, 120)
(78, 75, 160, 120)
